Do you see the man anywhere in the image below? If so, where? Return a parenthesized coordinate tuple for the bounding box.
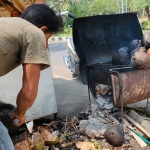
(0, 4, 63, 149)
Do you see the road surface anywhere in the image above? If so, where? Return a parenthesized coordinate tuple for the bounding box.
(49, 41, 95, 118)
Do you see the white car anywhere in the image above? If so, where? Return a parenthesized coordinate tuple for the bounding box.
(63, 37, 80, 77)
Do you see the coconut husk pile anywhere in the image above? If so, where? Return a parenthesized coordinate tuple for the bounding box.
(2, 81, 150, 150)
(9, 100, 150, 150)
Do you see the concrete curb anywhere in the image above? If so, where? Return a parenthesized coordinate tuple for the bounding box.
(49, 37, 71, 42)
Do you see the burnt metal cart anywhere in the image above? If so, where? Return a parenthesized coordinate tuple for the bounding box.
(72, 13, 149, 107)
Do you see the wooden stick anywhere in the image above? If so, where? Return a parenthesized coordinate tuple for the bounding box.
(124, 114, 150, 138)
(128, 110, 150, 134)
(123, 118, 147, 148)
(130, 131, 147, 148)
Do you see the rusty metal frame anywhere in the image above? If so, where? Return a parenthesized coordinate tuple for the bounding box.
(111, 68, 150, 107)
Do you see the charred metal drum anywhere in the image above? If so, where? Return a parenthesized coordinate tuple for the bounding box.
(73, 13, 146, 107)
(111, 68, 150, 107)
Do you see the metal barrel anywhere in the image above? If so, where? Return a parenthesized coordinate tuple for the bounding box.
(112, 68, 150, 107)
(72, 13, 150, 107)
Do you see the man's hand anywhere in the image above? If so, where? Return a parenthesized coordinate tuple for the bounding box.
(10, 109, 26, 126)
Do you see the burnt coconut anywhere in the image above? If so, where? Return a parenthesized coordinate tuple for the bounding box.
(104, 124, 124, 147)
(129, 39, 141, 54)
(112, 47, 130, 66)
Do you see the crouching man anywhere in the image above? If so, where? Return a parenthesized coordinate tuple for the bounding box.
(0, 4, 63, 150)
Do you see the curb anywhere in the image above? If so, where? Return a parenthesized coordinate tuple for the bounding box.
(49, 37, 71, 42)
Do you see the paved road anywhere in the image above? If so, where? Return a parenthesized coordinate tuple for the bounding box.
(49, 41, 95, 118)
(49, 41, 74, 79)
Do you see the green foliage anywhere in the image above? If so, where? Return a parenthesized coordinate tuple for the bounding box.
(63, 0, 91, 34)
(63, 0, 118, 31)
(68, 0, 91, 18)
(129, 0, 150, 18)
(92, 140, 102, 150)
(47, 0, 70, 14)
(141, 21, 150, 30)
(67, 0, 118, 18)
(89, 0, 118, 15)
(52, 27, 72, 37)
(130, 0, 150, 10)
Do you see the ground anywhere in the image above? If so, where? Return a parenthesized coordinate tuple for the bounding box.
(49, 41, 96, 118)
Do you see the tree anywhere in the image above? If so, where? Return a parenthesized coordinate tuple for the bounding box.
(129, 0, 150, 20)
(89, 0, 118, 15)
(62, 0, 119, 33)
(46, 0, 70, 14)
(67, 0, 118, 18)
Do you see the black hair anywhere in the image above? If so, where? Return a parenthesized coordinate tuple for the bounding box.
(20, 4, 63, 33)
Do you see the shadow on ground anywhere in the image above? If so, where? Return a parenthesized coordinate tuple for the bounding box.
(53, 76, 96, 119)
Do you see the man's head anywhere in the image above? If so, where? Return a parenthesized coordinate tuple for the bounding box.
(20, 4, 63, 41)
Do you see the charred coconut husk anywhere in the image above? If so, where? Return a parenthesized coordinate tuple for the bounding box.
(112, 47, 130, 65)
(104, 124, 124, 147)
(129, 39, 141, 54)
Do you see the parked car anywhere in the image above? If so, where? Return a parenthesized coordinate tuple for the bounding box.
(63, 12, 81, 77)
(63, 37, 80, 76)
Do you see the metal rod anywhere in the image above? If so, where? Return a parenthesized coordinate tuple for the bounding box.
(147, 99, 150, 107)
(88, 84, 91, 109)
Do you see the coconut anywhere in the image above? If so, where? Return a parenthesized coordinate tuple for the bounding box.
(104, 124, 124, 147)
(112, 47, 130, 66)
(131, 47, 150, 69)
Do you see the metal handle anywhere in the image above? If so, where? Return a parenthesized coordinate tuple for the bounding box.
(8, 113, 19, 124)
(14, 119, 19, 124)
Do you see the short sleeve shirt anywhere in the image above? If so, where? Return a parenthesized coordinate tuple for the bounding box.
(0, 17, 50, 76)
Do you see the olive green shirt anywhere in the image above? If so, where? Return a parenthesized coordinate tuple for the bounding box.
(0, 17, 50, 76)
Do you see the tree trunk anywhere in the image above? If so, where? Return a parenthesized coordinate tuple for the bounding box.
(145, 6, 150, 21)
(148, 14, 150, 21)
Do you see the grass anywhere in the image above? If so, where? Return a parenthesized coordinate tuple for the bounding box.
(143, 30, 150, 33)
(138, 17, 148, 23)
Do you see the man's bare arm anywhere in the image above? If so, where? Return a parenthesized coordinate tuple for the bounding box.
(11, 64, 41, 126)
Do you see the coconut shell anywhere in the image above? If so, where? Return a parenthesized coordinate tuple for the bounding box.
(147, 48, 150, 57)
(104, 124, 124, 147)
(131, 47, 150, 69)
(130, 47, 139, 58)
(112, 47, 130, 66)
(129, 39, 141, 53)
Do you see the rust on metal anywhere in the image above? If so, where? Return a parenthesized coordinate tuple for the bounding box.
(111, 68, 150, 107)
